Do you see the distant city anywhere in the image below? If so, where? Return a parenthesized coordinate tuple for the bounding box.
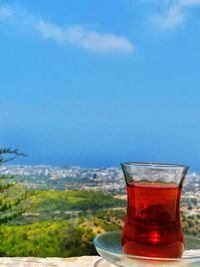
(0, 165, 124, 192)
(0, 165, 200, 217)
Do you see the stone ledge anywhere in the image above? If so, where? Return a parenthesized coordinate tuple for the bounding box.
(1, 251, 200, 266)
(0, 256, 101, 267)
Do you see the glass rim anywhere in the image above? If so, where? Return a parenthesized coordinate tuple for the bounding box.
(121, 162, 189, 170)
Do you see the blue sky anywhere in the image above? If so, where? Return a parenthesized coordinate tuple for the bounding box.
(0, 0, 200, 169)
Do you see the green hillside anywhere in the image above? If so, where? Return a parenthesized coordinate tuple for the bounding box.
(9, 189, 125, 225)
(0, 189, 199, 257)
(0, 189, 126, 257)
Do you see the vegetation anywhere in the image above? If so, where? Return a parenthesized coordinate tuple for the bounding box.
(0, 189, 125, 256)
(0, 148, 28, 224)
(0, 220, 95, 257)
(182, 213, 200, 237)
(0, 185, 198, 257)
(10, 189, 125, 225)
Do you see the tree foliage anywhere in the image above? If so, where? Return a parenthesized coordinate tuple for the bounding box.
(0, 148, 28, 224)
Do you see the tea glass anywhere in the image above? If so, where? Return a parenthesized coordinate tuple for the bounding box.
(121, 162, 189, 258)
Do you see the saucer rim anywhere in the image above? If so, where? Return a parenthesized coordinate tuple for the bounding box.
(93, 230, 200, 262)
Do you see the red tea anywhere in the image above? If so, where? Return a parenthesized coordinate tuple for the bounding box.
(122, 182, 184, 258)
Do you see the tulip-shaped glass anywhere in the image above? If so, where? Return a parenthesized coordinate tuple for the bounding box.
(121, 162, 189, 258)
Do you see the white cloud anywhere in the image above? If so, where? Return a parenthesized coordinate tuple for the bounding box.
(67, 26, 134, 53)
(0, 6, 13, 21)
(147, 0, 200, 30)
(180, 0, 200, 6)
(34, 21, 134, 53)
(0, 4, 134, 54)
(34, 22, 66, 43)
(151, 4, 185, 30)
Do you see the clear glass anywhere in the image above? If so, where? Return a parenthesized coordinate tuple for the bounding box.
(121, 162, 189, 258)
(121, 162, 188, 186)
(94, 231, 200, 267)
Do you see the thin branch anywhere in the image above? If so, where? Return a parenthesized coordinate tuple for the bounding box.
(0, 148, 27, 164)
